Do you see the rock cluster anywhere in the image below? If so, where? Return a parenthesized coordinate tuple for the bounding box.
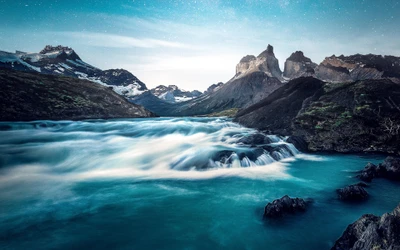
(358, 157, 400, 182)
(331, 204, 400, 250)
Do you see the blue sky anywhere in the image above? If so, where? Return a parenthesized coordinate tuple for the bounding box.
(1, 0, 399, 91)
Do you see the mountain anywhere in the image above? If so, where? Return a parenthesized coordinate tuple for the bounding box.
(172, 71, 283, 116)
(234, 44, 283, 81)
(130, 91, 178, 116)
(235, 77, 400, 155)
(283, 51, 317, 79)
(131, 45, 285, 116)
(150, 85, 202, 103)
(0, 69, 156, 121)
(0, 45, 148, 98)
(314, 54, 400, 83)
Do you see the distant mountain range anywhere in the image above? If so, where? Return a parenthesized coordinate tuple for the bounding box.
(1, 44, 400, 118)
(131, 44, 400, 116)
(0, 45, 204, 104)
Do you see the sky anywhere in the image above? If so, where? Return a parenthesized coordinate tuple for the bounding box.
(1, 0, 399, 91)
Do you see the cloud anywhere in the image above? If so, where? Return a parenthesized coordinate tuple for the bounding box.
(56, 31, 195, 49)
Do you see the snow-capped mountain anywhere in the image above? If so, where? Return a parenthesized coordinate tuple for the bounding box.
(0, 45, 148, 97)
(150, 85, 202, 103)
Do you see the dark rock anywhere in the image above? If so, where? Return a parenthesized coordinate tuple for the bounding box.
(237, 133, 272, 146)
(337, 184, 369, 201)
(380, 157, 400, 180)
(263, 195, 308, 218)
(357, 162, 381, 182)
(355, 182, 369, 188)
(331, 204, 400, 250)
(286, 136, 308, 152)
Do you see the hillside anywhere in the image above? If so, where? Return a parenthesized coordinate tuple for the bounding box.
(0, 69, 156, 121)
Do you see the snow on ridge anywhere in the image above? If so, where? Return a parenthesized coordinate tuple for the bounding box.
(75, 71, 144, 97)
(175, 96, 195, 102)
(0, 52, 41, 72)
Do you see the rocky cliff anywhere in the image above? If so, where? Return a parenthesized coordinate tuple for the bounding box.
(283, 51, 317, 79)
(315, 54, 400, 83)
(235, 77, 400, 155)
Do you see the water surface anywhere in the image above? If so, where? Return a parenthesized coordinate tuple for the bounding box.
(0, 118, 398, 249)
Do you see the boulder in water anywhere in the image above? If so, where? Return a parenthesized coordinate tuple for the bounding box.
(237, 133, 272, 146)
(263, 195, 308, 218)
(337, 183, 369, 201)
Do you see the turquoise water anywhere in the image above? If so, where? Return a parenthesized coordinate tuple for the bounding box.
(0, 118, 399, 249)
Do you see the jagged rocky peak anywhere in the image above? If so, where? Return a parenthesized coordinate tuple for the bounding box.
(257, 44, 275, 58)
(287, 51, 312, 62)
(235, 44, 283, 80)
(39, 45, 81, 60)
(40, 45, 72, 54)
(315, 53, 400, 83)
(283, 51, 317, 79)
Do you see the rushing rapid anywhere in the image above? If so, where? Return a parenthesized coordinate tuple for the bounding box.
(0, 117, 299, 181)
(1, 117, 399, 250)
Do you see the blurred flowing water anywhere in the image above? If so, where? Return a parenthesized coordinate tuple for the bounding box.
(0, 117, 399, 249)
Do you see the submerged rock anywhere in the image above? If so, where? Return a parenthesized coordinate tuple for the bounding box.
(237, 133, 272, 146)
(263, 195, 308, 218)
(331, 204, 400, 250)
(337, 183, 369, 201)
